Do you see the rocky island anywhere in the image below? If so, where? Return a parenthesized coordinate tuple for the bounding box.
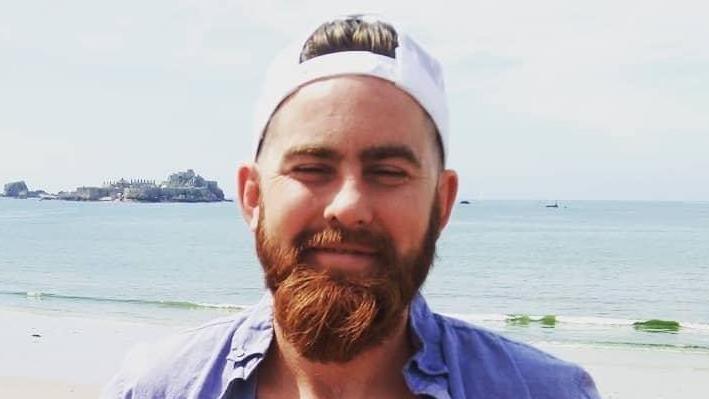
(2, 169, 227, 203)
(2, 181, 48, 199)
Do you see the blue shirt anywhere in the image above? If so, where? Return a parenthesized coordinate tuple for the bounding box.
(102, 293, 601, 398)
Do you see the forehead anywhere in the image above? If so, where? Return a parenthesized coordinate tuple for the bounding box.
(261, 76, 437, 163)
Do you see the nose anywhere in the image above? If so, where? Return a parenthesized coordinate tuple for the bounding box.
(323, 177, 373, 228)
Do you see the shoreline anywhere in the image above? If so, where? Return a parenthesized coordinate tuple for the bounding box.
(2, 307, 709, 398)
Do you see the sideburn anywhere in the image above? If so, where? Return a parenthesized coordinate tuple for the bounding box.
(255, 199, 440, 363)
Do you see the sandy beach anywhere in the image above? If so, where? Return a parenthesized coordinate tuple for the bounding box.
(539, 343, 709, 399)
(0, 308, 179, 398)
(2, 308, 708, 398)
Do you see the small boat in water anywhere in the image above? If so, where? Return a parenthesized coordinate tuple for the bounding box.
(545, 201, 559, 208)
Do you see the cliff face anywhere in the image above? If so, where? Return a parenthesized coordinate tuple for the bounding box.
(123, 186, 162, 202)
(58, 187, 111, 201)
(159, 187, 223, 202)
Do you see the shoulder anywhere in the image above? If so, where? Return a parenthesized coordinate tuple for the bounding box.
(101, 313, 251, 399)
(432, 314, 600, 398)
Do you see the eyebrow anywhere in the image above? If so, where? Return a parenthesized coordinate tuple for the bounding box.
(282, 144, 421, 168)
(360, 145, 421, 168)
(282, 146, 343, 162)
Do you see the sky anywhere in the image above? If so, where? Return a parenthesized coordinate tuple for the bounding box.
(1, 0, 708, 200)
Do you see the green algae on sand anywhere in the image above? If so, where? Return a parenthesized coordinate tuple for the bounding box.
(633, 319, 681, 333)
(506, 314, 557, 328)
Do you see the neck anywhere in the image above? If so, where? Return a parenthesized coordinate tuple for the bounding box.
(258, 309, 415, 399)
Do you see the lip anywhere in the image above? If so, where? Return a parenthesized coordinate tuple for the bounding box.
(304, 245, 378, 271)
(308, 244, 377, 256)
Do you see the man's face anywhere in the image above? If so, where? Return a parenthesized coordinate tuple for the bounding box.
(239, 75, 457, 362)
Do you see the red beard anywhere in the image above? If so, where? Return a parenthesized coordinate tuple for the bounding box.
(256, 200, 440, 363)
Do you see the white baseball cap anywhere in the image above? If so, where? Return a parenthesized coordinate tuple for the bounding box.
(252, 15, 449, 164)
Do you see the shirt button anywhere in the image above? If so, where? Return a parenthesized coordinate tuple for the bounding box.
(235, 348, 246, 358)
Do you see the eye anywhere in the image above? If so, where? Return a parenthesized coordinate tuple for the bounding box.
(289, 164, 334, 183)
(366, 166, 409, 186)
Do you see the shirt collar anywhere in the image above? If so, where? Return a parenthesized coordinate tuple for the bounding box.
(407, 292, 449, 376)
(226, 293, 274, 379)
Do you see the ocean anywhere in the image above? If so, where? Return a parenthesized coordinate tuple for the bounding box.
(1, 198, 708, 352)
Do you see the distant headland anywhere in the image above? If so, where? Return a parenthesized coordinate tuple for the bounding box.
(2, 169, 229, 203)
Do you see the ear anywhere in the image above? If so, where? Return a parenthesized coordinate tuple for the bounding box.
(436, 169, 458, 232)
(237, 163, 261, 232)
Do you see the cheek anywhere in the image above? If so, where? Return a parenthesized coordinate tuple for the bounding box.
(260, 180, 321, 238)
(374, 190, 433, 253)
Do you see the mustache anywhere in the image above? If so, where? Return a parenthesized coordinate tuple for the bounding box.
(295, 226, 388, 256)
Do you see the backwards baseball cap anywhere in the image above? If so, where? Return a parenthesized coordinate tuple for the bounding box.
(252, 14, 449, 164)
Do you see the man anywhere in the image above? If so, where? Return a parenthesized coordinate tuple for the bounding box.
(103, 15, 600, 399)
